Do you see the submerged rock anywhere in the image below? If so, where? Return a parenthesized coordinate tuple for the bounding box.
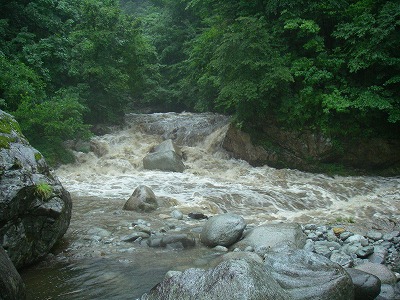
(200, 213, 246, 247)
(0, 110, 72, 269)
(141, 258, 292, 300)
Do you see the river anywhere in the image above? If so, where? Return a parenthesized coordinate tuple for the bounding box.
(21, 112, 400, 299)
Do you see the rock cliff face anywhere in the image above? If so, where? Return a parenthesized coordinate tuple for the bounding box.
(0, 110, 72, 269)
(223, 123, 400, 173)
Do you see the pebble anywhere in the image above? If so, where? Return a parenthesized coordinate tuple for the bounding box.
(302, 224, 400, 271)
(367, 231, 383, 241)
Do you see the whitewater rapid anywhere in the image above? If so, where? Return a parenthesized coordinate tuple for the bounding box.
(56, 112, 400, 230)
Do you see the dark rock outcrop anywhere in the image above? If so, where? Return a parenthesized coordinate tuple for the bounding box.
(0, 246, 26, 300)
(141, 258, 293, 300)
(222, 123, 400, 173)
(0, 110, 72, 269)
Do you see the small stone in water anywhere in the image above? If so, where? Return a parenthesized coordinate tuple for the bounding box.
(188, 212, 209, 220)
(213, 245, 228, 252)
(171, 210, 184, 220)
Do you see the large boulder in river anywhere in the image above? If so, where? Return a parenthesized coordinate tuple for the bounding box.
(0, 110, 72, 269)
(265, 246, 354, 300)
(141, 258, 293, 300)
(200, 213, 246, 247)
(143, 139, 185, 172)
(233, 223, 306, 255)
(0, 246, 26, 300)
(123, 185, 158, 212)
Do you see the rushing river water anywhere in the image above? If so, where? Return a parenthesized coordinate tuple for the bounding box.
(21, 112, 400, 299)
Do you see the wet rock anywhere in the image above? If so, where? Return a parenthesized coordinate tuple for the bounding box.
(143, 140, 185, 172)
(304, 224, 317, 231)
(346, 234, 369, 246)
(355, 262, 397, 285)
(265, 246, 354, 300)
(378, 284, 396, 300)
(368, 246, 388, 264)
(0, 247, 26, 300)
(234, 223, 306, 255)
(0, 110, 72, 269)
(367, 231, 383, 241)
(330, 250, 354, 268)
(123, 185, 158, 212)
(383, 231, 399, 242)
(220, 251, 263, 264)
(200, 214, 246, 247)
(121, 232, 150, 242)
(314, 241, 341, 258)
(212, 245, 228, 252)
(356, 246, 375, 258)
(141, 258, 292, 300)
(153, 139, 182, 157)
(345, 268, 381, 300)
(188, 212, 208, 220)
(340, 231, 354, 241)
(147, 234, 195, 249)
(171, 210, 183, 220)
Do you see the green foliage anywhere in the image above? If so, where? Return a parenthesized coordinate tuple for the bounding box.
(13, 87, 92, 164)
(1, 0, 155, 164)
(0, 55, 46, 111)
(34, 182, 53, 200)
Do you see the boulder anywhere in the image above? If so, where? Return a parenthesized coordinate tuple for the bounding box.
(0, 110, 72, 269)
(143, 139, 185, 172)
(264, 246, 354, 300)
(354, 262, 397, 285)
(200, 214, 246, 247)
(345, 268, 381, 300)
(233, 223, 306, 255)
(147, 234, 196, 249)
(123, 185, 158, 212)
(153, 139, 182, 157)
(0, 246, 26, 300)
(141, 258, 293, 300)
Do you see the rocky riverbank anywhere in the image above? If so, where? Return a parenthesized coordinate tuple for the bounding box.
(124, 210, 400, 299)
(66, 196, 399, 300)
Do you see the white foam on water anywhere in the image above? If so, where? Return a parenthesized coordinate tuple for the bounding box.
(56, 112, 400, 226)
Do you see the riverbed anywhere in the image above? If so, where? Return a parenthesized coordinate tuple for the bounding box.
(21, 113, 400, 299)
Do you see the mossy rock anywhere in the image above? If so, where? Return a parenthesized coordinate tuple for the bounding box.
(0, 135, 13, 149)
(0, 114, 22, 135)
(0, 111, 25, 150)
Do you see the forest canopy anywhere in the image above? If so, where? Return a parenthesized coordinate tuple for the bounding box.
(1, 0, 399, 165)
